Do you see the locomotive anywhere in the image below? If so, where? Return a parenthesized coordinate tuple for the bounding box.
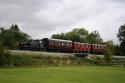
(19, 38, 106, 54)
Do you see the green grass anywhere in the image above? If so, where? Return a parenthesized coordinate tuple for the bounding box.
(0, 66, 125, 83)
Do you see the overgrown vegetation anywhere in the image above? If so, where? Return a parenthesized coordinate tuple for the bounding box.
(0, 24, 31, 67)
(0, 44, 12, 67)
(117, 24, 125, 56)
(3, 50, 96, 67)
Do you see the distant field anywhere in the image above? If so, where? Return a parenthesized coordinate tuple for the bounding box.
(0, 66, 125, 83)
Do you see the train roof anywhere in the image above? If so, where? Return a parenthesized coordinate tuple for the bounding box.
(44, 38, 72, 42)
(92, 44, 106, 46)
(74, 42, 90, 45)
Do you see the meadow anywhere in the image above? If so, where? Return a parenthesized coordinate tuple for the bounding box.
(0, 66, 125, 83)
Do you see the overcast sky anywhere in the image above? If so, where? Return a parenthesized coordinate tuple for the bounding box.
(0, 0, 125, 43)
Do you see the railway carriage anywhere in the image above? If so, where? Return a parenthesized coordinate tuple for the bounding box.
(42, 38, 72, 52)
(19, 38, 106, 55)
(91, 44, 106, 54)
(73, 42, 91, 53)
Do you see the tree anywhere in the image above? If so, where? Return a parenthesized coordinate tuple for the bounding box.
(66, 31, 81, 42)
(0, 42, 12, 66)
(51, 28, 104, 44)
(117, 24, 125, 55)
(0, 24, 31, 49)
(68, 28, 89, 42)
(103, 40, 115, 54)
(114, 45, 122, 56)
(117, 24, 125, 42)
(51, 28, 89, 42)
(119, 41, 125, 55)
(103, 40, 115, 63)
(0, 30, 17, 49)
(10, 24, 20, 32)
(87, 31, 103, 44)
(52, 33, 66, 40)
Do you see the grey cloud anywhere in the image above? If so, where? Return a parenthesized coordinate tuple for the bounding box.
(0, 0, 125, 43)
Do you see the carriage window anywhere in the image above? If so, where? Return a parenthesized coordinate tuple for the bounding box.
(65, 43, 66, 45)
(50, 41, 53, 45)
(53, 41, 56, 45)
(62, 42, 64, 45)
(57, 42, 59, 45)
(88, 45, 90, 48)
(62, 42, 63, 45)
(87, 45, 89, 48)
(61, 42, 62, 45)
(57, 42, 60, 45)
(99, 46, 101, 48)
(97, 46, 99, 48)
(67, 43, 69, 46)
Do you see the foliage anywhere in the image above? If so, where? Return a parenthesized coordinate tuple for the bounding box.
(102, 40, 116, 63)
(120, 41, 125, 56)
(0, 50, 98, 67)
(0, 44, 12, 67)
(87, 31, 103, 44)
(52, 28, 103, 43)
(66, 31, 81, 42)
(0, 24, 31, 49)
(104, 48, 112, 63)
(103, 40, 115, 54)
(51, 33, 66, 40)
(114, 45, 122, 56)
(117, 24, 125, 56)
(10, 24, 20, 32)
(117, 24, 125, 42)
(68, 28, 89, 42)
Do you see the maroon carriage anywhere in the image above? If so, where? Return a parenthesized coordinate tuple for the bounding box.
(91, 44, 106, 54)
(42, 38, 72, 52)
(73, 42, 91, 53)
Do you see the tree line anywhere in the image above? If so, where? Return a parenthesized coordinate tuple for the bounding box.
(52, 28, 103, 44)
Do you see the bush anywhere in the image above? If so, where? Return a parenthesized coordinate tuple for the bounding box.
(104, 48, 112, 64)
(10, 53, 96, 67)
(0, 47, 12, 67)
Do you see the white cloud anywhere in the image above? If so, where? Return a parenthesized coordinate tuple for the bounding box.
(0, 0, 125, 43)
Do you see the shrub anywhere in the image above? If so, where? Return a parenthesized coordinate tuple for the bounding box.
(104, 47, 112, 64)
(0, 47, 12, 67)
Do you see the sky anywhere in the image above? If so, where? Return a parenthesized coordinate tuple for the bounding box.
(0, 0, 125, 43)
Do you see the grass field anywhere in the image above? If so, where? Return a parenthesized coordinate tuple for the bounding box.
(0, 66, 125, 83)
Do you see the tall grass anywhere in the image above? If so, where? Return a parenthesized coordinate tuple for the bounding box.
(0, 50, 96, 67)
(2, 50, 125, 67)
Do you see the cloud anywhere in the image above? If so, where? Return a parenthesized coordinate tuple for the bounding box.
(0, 0, 125, 43)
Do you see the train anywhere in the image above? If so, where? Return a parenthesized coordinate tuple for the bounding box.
(19, 38, 106, 54)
